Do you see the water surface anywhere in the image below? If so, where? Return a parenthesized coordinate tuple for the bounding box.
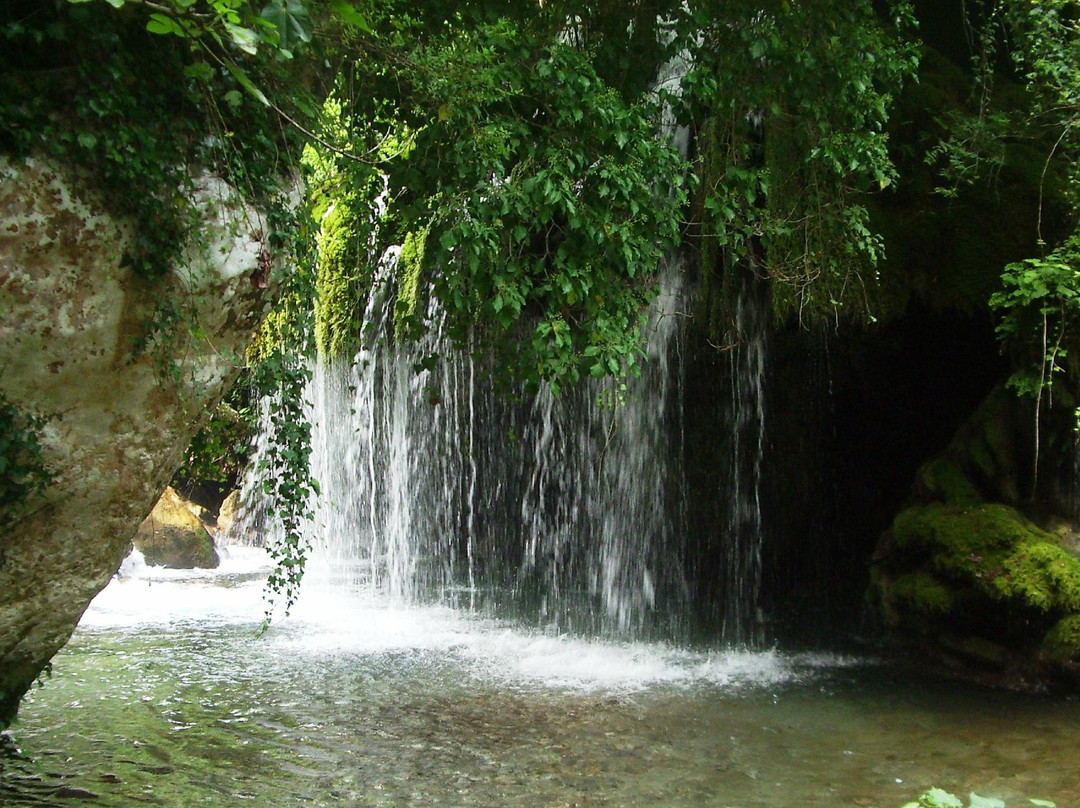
(2, 550, 1076, 807)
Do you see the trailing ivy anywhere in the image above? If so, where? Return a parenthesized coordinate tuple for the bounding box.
(246, 196, 319, 621)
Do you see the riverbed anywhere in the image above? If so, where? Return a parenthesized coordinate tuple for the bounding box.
(2, 549, 1076, 807)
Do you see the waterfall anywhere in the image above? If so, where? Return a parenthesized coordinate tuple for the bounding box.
(231, 45, 776, 645)
(234, 250, 693, 638)
(517, 264, 690, 636)
(719, 272, 768, 646)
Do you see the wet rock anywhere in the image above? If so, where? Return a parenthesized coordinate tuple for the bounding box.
(133, 487, 219, 569)
(216, 489, 241, 538)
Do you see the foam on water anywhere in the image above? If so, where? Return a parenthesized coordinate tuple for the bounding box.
(84, 550, 860, 693)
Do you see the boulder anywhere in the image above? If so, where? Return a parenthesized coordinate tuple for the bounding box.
(133, 487, 219, 569)
(0, 155, 285, 727)
(216, 489, 242, 538)
(869, 385, 1080, 689)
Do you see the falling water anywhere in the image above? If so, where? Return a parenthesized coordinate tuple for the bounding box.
(231, 51, 777, 644)
(236, 251, 692, 638)
(517, 267, 690, 636)
(719, 272, 767, 646)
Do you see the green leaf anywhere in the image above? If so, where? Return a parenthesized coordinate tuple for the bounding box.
(146, 12, 182, 36)
(968, 795, 1005, 808)
(1028, 801, 1056, 808)
(921, 790, 964, 808)
(330, 0, 372, 33)
(224, 21, 260, 55)
(184, 62, 216, 82)
(260, 0, 313, 53)
(224, 61, 270, 106)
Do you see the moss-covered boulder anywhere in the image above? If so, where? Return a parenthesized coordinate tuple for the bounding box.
(133, 487, 219, 569)
(869, 383, 1080, 688)
(872, 500, 1080, 686)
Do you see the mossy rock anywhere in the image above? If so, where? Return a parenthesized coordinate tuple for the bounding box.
(890, 571, 956, 616)
(314, 193, 373, 361)
(1041, 614, 1080, 665)
(133, 487, 219, 569)
(995, 542, 1080, 613)
(915, 459, 981, 507)
(889, 502, 1080, 615)
(891, 502, 1039, 565)
(394, 226, 429, 338)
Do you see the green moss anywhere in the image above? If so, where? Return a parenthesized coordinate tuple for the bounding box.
(918, 459, 981, 506)
(891, 503, 1032, 561)
(394, 225, 429, 338)
(890, 502, 1080, 618)
(314, 194, 373, 360)
(1041, 614, 1080, 663)
(995, 542, 1080, 613)
(890, 571, 956, 615)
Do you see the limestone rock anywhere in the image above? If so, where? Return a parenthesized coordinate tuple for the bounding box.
(216, 489, 241, 538)
(133, 487, 219, 569)
(0, 155, 285, 726)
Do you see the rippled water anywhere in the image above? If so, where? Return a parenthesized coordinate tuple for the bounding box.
(2, 549, 1078, 807)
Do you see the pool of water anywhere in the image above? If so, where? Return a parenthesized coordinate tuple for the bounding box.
(2, 549, 1077, 807)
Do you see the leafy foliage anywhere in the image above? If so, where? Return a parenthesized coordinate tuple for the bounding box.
(170, 383, 256, 502)
(331, 13, 689, 392)
(681, 0, 919, 323)
(991, 232, 1080, 400)
(900, 787, 1053, 808)
(935, 5, 1080, 369)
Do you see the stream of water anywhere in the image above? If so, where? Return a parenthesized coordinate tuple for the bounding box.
(2, 550, 1078, 808)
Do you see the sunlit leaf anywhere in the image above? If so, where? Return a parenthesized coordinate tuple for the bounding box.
(224, 21, 259, 55)
(146, 12, 182, 36)
(330, 0, 372, 33)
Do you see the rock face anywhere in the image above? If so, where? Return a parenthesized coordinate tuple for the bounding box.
(133, 487, 219, 569)
(869, 386, 1080, 689)
(0, 156, 280, 726)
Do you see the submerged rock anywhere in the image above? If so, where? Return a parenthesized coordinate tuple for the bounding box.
(133, 487, 219, 569)
(0, 156, 284, 727)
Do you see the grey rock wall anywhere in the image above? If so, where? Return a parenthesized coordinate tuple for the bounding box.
(0, 156, 281, 726)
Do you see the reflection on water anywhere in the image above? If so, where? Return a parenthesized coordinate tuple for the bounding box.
(2, 550, 1078, 807)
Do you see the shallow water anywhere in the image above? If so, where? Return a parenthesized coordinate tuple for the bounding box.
(2, 549, 1077, 807)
